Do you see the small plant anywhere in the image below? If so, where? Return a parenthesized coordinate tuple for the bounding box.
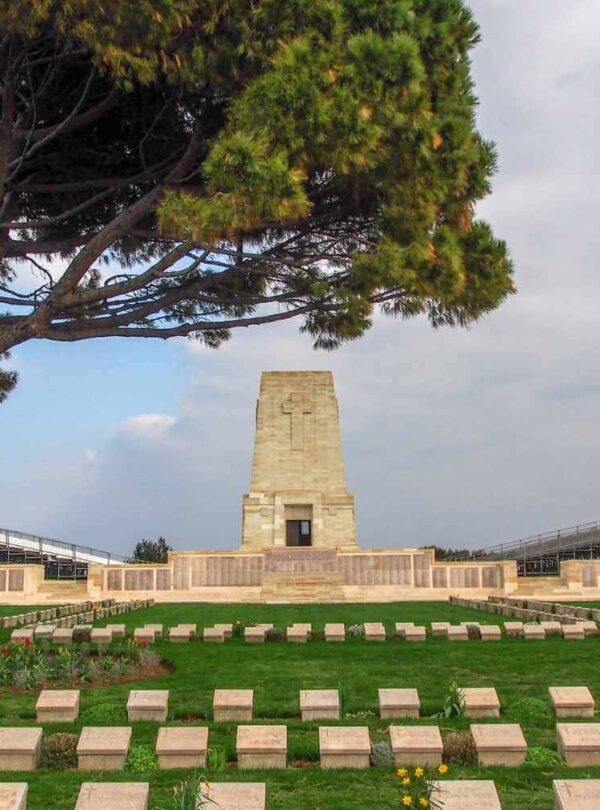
(265, 627, 285, 642)
(348, 624, 364, 638)
(370, 740, 395, 767)
(171, 770, 209, 810)
(207, 745, 227, 770)
(345, 709, 376, 719)
(443, 730, 477, 765)
(42, 733, 78, 770)
(526, 746, 563, 766)
(232, 621, 245, 639)
(126, 744, 159, 772)
(506, 697, 553, 726)
(72, 627, 92, 644)
(396, 765, 447, 809)
(465, 623, 481, 641)
(443, 681, 465, 718)
(81, 702, 128, 724)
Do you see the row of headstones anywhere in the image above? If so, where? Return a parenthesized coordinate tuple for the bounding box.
(3, 714, 600, 771)
(9, 604, 155, 643)
(450, 595, 592, 625)
(4, 779, 595, 810)
(0, 601, 118, 629)
(497, 596, 600, 622)
(30, 685, 598, 724)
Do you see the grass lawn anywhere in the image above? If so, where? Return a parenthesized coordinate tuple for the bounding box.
(0, 601, 599, 809)
(0, 605, 46, 617)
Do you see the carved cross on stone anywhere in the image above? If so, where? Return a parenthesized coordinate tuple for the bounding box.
(282, 392, 313, 450)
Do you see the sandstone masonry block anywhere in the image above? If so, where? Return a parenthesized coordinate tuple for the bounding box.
(447, 626, 469, 642)
(549, 687, 595, 718)
(0, 783, 27, 810)
(389, 725, 443, 766)
(155, 726, 208, 769)
(480, 626, 502, 641)
(200, 782, 266, 810)
(553, 779, 600, 810)
(557, 723, 600, 766)
(300, 690, 340, 721)
(364, 622, 385, 642)
(36, 689, 80, 722)
(562, 625, 585, 640)
(77, 727, 131, 771)
(0, 729, 42, 771)
(127, 690, 169, 722)
(524, 625, 545, 640)
(236, 725, 287, 769)
(319, 726, 370, 769)
(472, 723, 527, 766)
(432, 780, 502, 810)
(462, 688, 501, 718)
(431, 622, 450, 636)
(74, 782, 148, 810)
(378, 689, 420, 719)
(504, 622, 524, 637)
(203, 627, 225, 643)
(213, 690, 253, 722)
(324, 623, 345, 642)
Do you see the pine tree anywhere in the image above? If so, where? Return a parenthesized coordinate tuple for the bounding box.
(0, 0, 514, 400)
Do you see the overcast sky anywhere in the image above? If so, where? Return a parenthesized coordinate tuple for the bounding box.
(2, 0, 600, 557)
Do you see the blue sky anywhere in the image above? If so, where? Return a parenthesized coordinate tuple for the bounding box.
(2, 0, 600, 557)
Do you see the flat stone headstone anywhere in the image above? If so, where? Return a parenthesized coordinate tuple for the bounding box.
(77, 727, 131, 770)
(90, 628, 112, 645)
(74, 782, 148, 810)
(133, 628, 155, 644)
(169, 627, 193, 643)
(557, 723, 600, 766)
(34, 624, 54, 641)
(0, 783, 27, 810)
(549, 687, 595, 718)
(447, 626, 469, 641)
(127, 690, 169, 722)
(213, 689, 253, 722)
(200, 783, 266, 810)
(404, 626, 426, 642)
(155, 726, 208, 769)
(324, 623, 345, 642)
(319, 726, 371, 769)
(213, 624, 233, 638)
(523, 624, 545, 640)
(300, 690, 340, 721)
(432, 780, 502, 810)
(576, 621, 599, 637)
(395, 623, 414, 637)
(291, 623, 312, 635)
(287, 626, 308, 643)
(106, 624, 126, 638)
(36, 689, 80, 722)
(480, 626, 501, 641)
(562, 625, 585, 640)
(471, 723, 527, 766)
(10, 629, 34, 644)
(236, 725, 287, 769)
(144, 624, 163, 638)
(431, 622, 450, 636)
(52, 627, 74, 645)
(378, 689, 420, 719)
(364, 622, 385, 641)
(203, 627, 225, 643)
(245, 626, 266, 643)
(504, 622, 524, 637)
(540, 621, 562, 635)
(176, 624, 197, 637)
(462, 688, 500, 718)
(389, 725, 443, 766)
(0, 729, 42, 771)
(553, 779, 600, 810)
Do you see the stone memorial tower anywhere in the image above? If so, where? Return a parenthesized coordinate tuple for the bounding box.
(241, 371, 357, 549)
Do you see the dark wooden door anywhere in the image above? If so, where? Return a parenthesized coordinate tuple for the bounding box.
(286, 520, 312, 546)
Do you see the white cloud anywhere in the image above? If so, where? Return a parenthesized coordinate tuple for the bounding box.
(119, 413, 176, 438)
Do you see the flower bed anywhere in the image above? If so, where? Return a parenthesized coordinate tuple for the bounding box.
(0, 639, 170, 690)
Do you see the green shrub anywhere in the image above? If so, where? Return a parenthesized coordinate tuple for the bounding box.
(265, 627, 285, 642)
(348, 624, 364, 638)
(526, 746, 563, 766)
(506, 697, 553, 725)
(81, 702, 127, 724)
(42, 733, 78, 770)
(126, 745, 158, 773)
(443, 730, 477, 765)
(72, 627, 91, 644)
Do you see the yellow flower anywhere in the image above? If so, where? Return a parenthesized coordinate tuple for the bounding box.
(396, 768, 408, 777)
(419, 800, 429, 808)
(402, 798, 413, 807)
(414, 767, 424, 777)
(438, 763, 448, 774)
(402, 778, 411, 787)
